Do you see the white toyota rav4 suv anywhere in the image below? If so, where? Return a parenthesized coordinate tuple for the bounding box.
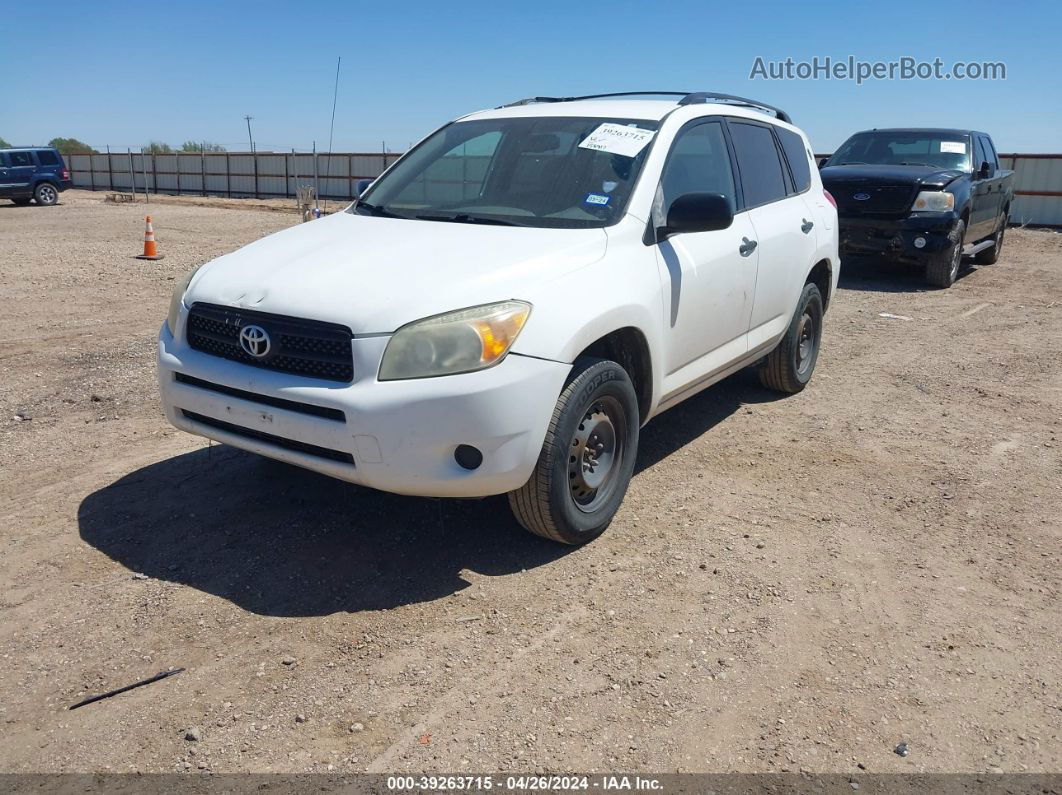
(159, 91, 839, 544)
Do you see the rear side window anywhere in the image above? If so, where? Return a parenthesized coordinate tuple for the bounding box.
(980, 135, 999, 170)
(36, 150, 60, 166)
(8, 151, 33, 167)
(658, 121, 737, 213)
(776, 127, 812, 193)
(728, 121, 788, 207)
(973, 136, 989, 171)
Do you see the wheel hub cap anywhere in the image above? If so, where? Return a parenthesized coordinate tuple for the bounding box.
(568, 399, 624, 510)
(796, 313, 815, 374)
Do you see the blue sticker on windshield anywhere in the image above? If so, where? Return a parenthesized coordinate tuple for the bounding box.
(585, 193, 610, 206)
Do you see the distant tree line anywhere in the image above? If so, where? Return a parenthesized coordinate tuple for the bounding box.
(1, 135, 227, 154)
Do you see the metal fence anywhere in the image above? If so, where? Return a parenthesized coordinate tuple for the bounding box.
(61, 151, 403, 201)
(64, 149, 1062, 224)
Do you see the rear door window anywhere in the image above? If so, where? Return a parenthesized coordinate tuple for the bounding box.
(8, 151, 33, 167)
(728, 121, 788, 208)
(776, 127, 812, 193)
(973, 137, 989, 173)
(36, 150, 60, 166)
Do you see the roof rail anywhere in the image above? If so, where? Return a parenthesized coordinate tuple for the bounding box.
(499, 91, 792, 124)
(677, 92, 791, 124)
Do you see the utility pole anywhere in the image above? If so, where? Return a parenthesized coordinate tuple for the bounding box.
(244, 115, 255, 153)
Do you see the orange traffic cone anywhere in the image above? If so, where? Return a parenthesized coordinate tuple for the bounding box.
(135, 215, 165, 260)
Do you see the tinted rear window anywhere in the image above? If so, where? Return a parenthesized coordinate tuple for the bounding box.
(36, 150, 60, 166)
(728, 121, 787, 207)
(777, 128, 811, 193)
(8, 151, 33, 167)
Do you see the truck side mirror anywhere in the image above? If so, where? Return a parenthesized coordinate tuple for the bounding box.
(355, 178, 373, 197)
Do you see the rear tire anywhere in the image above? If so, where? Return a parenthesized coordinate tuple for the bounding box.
(12, 198, 31, 206)
(508, 357, 639, 545)
(975, 213, 1006, 265)
(759, 282, 824, 394)
(34, 182, 59, 206)
(926, 219, 965, 288)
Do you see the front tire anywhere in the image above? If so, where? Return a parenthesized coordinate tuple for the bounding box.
(759, 282, 824, 394)
(508, 358, 639, 545)
(926, 219, 965, 288)
(34, 183, 59, 206)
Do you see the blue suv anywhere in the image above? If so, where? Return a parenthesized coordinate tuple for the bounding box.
(0, 147, 73, 206)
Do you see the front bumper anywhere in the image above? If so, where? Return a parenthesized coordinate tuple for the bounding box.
(839, 214, 957, 260)
(157, 324, 569, 498)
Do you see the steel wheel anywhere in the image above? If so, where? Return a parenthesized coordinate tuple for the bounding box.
(795, 312, 816, 377)
(568, 396, 627, 512)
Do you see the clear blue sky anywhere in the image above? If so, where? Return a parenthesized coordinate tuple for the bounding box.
(2, 0, 1059, 153)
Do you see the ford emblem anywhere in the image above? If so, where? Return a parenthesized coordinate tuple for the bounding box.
(853, 192, 872, 201)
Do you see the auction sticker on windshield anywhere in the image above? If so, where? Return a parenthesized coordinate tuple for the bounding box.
(579, 124, 655, 157)
(939, 141, 966, 154)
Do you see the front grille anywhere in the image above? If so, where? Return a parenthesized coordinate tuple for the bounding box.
(181, 410, 355, 465)
(186, 303, 354, 382)
(826, 183, 916, 217)
(174, 373, 346, 422)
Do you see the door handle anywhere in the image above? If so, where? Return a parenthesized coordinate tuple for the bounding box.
(801, 218, 814, 234)
(739, 237, 757, 257)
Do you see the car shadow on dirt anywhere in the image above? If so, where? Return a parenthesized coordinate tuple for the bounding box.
(838, 254, 977, 293)
(77, 370, 780, 617)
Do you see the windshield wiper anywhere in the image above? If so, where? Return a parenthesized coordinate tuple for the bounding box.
(353, 201, 409, 219)
(897, 161, 935, 167)
(414, 212, 526, 227)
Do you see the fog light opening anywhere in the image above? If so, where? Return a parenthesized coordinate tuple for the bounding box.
(454, 444, 483, 470)
(914, 236, 927, 249)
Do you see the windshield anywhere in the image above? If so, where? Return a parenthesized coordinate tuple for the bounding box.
(826, 132, 971, 170)
(350, 116, 659, 229)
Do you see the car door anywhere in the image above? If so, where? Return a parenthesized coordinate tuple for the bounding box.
(4, 150, 36, 197)
(975, 134, 1003, 235)
(0, 152, 11, 198)
(727, 119, 817, 352)
(652, 118, 758, 391)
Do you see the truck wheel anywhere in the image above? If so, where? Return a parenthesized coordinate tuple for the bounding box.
(975, 213, 1006, 265)
(759, 282, 823, 394)
(34, 183, 59, 206)
(508, 357, 639, 545)
(925, 219, 965, 288)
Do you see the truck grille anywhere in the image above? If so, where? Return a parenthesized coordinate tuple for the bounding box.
(826, 184, 916, 217)
(186, 303, 354, 382)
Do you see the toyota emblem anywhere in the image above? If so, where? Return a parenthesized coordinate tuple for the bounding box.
(238, 324, 271, 358)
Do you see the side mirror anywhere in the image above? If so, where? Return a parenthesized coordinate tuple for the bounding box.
(658, 192, 733, 241)
(355, 178, 373, 197)
(978, 161, 991, 179)
(818, 157, 829, 169)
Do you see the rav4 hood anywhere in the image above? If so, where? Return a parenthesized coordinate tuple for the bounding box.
(821, 163, 965, 189)
(185, 211, 608, 333)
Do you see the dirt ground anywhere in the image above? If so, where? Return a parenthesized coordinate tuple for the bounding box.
(0, 189, 1059, 775)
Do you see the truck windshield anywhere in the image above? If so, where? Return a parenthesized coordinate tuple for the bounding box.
(350, 116, 659, 229)
(827, 132, 971, 171)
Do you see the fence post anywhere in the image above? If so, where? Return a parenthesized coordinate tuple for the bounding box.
(88, 151, 95, 191)
(283, 151, 289, 199)
(226, 152, 231, 198)
(142, 148, 149, 204)
(252, 150, 259, 199)
(201, 144, 207, 197)
(175, 152, 181, 195)
(106, 145, 113, 191)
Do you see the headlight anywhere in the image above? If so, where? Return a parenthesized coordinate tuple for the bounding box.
(379, 301, 531, 380)
(166, 265, 203, 335)
(911, 191, 955, 213)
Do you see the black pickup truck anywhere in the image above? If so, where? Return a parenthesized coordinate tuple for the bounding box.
(820, 128, 1013, 288)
